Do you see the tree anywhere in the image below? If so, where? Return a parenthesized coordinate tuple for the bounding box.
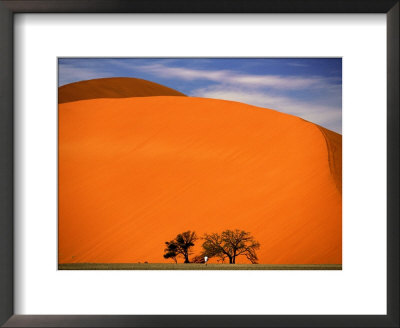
(202, 229, 260, 264)
(201, 232, 228, 263)
(163, 230, 198, 263)
(163, 242, 178, 263)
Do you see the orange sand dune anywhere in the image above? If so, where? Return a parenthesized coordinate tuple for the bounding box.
(58, 96, 342, 264)
(58, 77, 186, 104)
(317, 127, 342, 193)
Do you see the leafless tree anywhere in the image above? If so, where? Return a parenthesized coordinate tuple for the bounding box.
(202, 229, 260, 264)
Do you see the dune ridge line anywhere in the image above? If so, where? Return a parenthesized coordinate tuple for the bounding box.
(58, 77, 187, 104)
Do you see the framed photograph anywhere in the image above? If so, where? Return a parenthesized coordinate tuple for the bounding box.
(57, 57, 343, 271)
(0, 1, 398, 327)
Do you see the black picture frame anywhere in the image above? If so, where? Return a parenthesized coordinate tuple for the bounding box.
(0, 1, 398, 327)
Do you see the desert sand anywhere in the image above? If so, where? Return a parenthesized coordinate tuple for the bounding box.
(58, 92, 342, 265)
(58, 77, 186, 104)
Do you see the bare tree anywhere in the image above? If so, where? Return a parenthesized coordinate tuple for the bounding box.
(202, 229, 260, 264)
(163, 231, 197, 263)
(202, 232, 230, 263)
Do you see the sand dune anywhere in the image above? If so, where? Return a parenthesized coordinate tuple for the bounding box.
(58, 77, 186, 104)
(317, 127, 342, 193)
(58, 96, 342, 265)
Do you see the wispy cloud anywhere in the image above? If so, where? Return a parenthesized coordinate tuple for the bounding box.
(287, 62, 309, 67)
(192, 86, 341, 133)
(130, 63, 333, 90)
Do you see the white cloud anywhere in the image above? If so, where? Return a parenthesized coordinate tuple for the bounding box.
(228, 75, 322, 89)
(192, 86, 342, 133)
(126, 63, 335, 91)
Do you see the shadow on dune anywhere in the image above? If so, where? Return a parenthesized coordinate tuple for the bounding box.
(58, 77, 186, 104)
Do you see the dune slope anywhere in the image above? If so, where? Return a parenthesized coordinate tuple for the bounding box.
(317, 127, 342, 193)
(59, 96, 342, 264)
(58, 77, 186, 104)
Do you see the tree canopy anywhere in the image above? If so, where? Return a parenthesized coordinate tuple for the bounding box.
(163, 230, 198, 263)
(202, 229, 260, 264)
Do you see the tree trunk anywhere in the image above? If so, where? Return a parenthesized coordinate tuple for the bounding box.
(184, 253, 190, 263)
(228, 256, 233, 264)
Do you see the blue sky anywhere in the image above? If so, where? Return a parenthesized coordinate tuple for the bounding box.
(59, 58, 342, 133)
